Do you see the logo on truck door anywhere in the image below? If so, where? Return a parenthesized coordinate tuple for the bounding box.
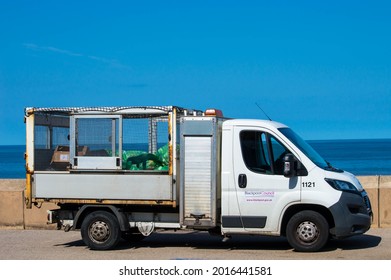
(245, 191, 275, 202)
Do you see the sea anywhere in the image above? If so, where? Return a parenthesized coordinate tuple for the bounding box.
(1, 139, 391, 178)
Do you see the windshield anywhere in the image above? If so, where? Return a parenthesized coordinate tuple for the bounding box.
(279, 127, 329, 169)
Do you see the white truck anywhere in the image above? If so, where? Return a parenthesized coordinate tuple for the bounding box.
(24, 106, 372, 252)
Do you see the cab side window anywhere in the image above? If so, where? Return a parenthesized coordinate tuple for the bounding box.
(240, 131, 272, 174)
(240, 130, 290, 175)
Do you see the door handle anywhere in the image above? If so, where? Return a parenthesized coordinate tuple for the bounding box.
(238, 174, 247, 188)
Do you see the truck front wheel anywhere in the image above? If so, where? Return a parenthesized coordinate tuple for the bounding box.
(81, 211, 121, 250)
(286, 210, 329, 252)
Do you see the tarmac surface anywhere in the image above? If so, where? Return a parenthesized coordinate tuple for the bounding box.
(0, 228, 390, 260)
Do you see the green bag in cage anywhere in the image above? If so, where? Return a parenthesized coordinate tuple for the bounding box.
(122, 146, 169, 170)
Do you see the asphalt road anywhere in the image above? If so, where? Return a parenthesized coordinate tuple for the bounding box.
(0, 228, 389, 260)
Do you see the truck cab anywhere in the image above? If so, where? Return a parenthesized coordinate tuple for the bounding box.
(221, 119, 372, 251)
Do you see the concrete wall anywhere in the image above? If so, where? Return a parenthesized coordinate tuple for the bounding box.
(379, 176, 391, 227)
(0, 179, 57, 229)
(1, 177, 390, 229)
(0, 180, 25, 229)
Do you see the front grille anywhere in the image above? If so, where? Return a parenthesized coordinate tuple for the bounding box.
(361, 192, 372, 214)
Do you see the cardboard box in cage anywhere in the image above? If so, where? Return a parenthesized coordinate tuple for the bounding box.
(51, 145, 88, 164)
(51, 146, 70, 163)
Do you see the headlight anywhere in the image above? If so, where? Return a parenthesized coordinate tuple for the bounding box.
(325, 178, 360, 195)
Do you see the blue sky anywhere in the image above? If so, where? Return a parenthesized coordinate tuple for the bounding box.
(0, 0, 390, 145)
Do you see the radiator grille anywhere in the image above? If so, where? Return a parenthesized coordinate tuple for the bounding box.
(362, 192, 372, 214)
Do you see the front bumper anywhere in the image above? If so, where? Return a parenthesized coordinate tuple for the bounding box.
(329, 191, 372, 238)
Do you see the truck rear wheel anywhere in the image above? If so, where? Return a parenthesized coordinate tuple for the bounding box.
(286, 210, 329, 252)
(81, 211, 121, 250)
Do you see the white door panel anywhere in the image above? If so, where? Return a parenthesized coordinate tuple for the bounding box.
(225, 126, 301, 232)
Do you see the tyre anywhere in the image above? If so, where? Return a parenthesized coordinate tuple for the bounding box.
(286, 210, 329, 252)
(81, 211, 121, 250)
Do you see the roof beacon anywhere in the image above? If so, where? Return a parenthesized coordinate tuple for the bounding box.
(205, 108, 223, 117)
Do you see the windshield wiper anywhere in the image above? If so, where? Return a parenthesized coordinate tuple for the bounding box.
(325, 161, 343, 173)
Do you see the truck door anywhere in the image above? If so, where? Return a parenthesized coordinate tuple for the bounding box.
(230, 127, 301, 232)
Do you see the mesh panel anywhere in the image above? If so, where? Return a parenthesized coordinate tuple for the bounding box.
(34, 116, 70, 171)
(31, 109, 172, 172)
(122, 116, 169, 171)
(76, 118, 119, 156)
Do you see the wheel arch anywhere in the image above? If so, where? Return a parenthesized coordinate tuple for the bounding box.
(280, 203, 334, 236)
(74, 205, 130, 232)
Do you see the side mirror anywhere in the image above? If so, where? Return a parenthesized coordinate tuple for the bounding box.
(283, 153, 308, 178)
(283, 154, 296, 177)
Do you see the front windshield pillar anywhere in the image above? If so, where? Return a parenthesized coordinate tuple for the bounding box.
(278, 127, 329, 170)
